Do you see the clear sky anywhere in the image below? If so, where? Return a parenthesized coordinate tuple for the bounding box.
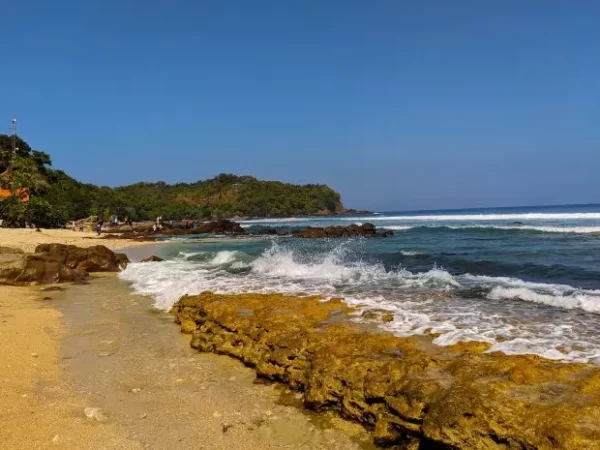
(3, 1, 599, 211)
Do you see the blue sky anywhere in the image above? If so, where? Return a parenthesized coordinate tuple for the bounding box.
(3, 1, 599, 210)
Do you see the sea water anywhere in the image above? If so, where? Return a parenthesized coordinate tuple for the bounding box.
(120, 203, 600, 364)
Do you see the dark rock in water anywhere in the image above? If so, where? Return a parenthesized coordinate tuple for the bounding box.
(172, 292, 600, 450)
(140, 255, 164, 262)
(162, 219, 245, 236)
(250, 227, 280, 236)
(293, 223, 393, 238)
(0, 252, 87, 285)
(115, 252, 129, 269)
(34, 244, 129, 273)
(101, 233, 157, 242)
(512, 221, 524, 225)
(337, 209, 373, 215)
(194, 219, 245, 234)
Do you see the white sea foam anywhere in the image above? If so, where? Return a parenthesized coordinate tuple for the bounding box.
(400, 250, 424, 256)
(487, 286, 600, 313)
(122, 244, 600, 315)
(119, 241, 600, 363)
(382, 224, 600, 234)
(342, 212, 600, 222)
(210, 250, 239, 265)
(241, 212, 600, 225)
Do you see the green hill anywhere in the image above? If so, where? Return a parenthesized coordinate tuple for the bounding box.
(0, 134, 343, 227)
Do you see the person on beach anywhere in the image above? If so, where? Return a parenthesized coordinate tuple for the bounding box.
(71, 220, 76, 231)
(96, 222, 102, 236)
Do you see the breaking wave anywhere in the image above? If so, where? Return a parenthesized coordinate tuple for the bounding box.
(120, 241, 600, 363)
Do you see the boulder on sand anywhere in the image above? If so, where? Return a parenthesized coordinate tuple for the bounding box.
(0, 252, 87, 285)
(34, 244, 129, 272)
(0, 244, 128, 285)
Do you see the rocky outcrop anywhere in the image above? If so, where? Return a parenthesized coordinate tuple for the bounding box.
(103, 220, 394, 240)
(172, 292, 600, 449)
(101, 232, 157, 242)
(0, 252, 87, 285)
(34, 244, 129, 272)
(293, 223, 393, 238)
(163, 219, 245, 236)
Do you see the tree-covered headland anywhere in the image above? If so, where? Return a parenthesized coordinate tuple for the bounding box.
(0, 135, 343, 227)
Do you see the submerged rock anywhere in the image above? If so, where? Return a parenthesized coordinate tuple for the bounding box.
(140, 255, 164, 262)
(172, 292, 600, 449)
(293, 223, 393, 238)
(34, 244, 129, 272)
(361, 308, 394, 323)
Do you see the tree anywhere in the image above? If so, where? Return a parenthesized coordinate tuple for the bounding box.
(0, 134, 346, 226)
(4, 156, 49, 198)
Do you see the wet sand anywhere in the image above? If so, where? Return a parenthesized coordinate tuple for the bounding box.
(1, 275, 371, 449)
(0, 284, 144, 449)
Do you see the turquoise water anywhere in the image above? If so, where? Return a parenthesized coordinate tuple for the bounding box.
(120, 204, 600, 363)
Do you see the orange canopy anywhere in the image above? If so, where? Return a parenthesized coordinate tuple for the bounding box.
(0, 188, 29, 202)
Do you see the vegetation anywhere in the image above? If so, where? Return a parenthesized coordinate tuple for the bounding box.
(0, 135, 343, 227)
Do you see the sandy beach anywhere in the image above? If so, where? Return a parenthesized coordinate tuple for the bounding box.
(0, 234, 368, 449)
(0, 228, 151, 253)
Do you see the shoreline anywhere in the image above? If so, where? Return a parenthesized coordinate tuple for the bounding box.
(0, 274, 370, 449)
(0, 282, 144, 449)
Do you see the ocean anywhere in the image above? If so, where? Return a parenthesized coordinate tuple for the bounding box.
(120, 203, 600, 364)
